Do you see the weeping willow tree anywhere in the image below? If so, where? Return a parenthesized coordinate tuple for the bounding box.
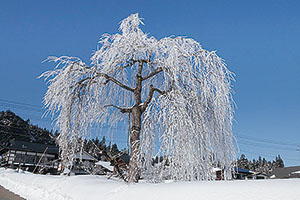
(40, 13, 236, 183)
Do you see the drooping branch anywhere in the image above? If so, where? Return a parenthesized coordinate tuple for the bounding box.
(71, 61, 91, 70)
(104, 104, 132, 113)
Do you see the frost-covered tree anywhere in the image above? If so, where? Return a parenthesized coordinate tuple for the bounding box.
(40, 13, 236, 182)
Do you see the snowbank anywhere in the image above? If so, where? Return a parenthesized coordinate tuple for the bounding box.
(1, 168, 300, 200)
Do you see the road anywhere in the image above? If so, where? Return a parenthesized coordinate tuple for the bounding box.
(0, 185, 25, 200)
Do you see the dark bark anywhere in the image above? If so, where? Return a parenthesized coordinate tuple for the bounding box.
(96, 60, 171, 183)
(127, 62, 174, 182)
(128, 62, 143, 183)
(128, 105, 142, 182)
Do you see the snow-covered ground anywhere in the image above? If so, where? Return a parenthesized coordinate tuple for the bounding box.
(1, 168, 300, 200)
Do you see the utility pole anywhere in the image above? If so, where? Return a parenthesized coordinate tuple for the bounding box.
(297, 145, 300, 164)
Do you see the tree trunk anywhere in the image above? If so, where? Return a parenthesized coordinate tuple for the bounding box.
(128, 62, 143, 183)
(128, 106, 142, 182)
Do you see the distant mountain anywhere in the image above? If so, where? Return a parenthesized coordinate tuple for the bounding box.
(0, 110, 56, 148)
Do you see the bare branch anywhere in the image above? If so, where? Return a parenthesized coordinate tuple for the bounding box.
(141, 81, 174, 112)
(70, 69, 134, 97)
(154, 80, 174, 95)
(95, 72, 134, 92)
(142, 67, 163, 81)
(104, 104, 132, 113)
(73, 76, 96, 87)
(140, 85, 155, 112)
(116, 59, 138, 72)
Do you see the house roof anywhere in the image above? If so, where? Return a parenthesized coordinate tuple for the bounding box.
(271, 166, 300, 179)
(235, 167, 253, 174)
(212, 167, 222, 172)
(119, 154, 130, 165)
(95, 161, 114, 172)
(75, 151, 97, 161)
(254, 172, 268, 176)
(4, 139, 58, 154)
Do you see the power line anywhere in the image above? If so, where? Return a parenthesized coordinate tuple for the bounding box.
(236, 133, 299, 147)
(0, 98, 43, 109)
(0, 110, 51, 123)
(240, 149, 299, 162)
(0, 103, 43, 113)
(238, 141, 297, 152)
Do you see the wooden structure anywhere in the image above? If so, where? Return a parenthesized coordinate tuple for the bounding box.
(98, 150, 130, 181)
(212, 168, 224, 180)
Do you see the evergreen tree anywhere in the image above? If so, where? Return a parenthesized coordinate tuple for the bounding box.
(275, 155, 284, 168)
(237, 154, 285, 176)
(99, 136, 106, 150)
(237, 154, 249, 169)
(110, 143, 120, 156)
(0, 110, 56, 145)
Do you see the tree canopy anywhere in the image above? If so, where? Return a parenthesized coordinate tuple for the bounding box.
(40, 13, 236, 182)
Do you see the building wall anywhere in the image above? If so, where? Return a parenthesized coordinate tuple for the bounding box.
(1, 149, 58, 174)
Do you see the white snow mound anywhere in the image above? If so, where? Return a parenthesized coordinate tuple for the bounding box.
(1, 168, 300, 200)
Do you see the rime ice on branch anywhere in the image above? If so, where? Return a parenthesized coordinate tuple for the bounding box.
(40, 13, 236, 182)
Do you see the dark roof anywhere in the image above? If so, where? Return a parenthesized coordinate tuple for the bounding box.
(119, 154, 130, 165)
(6, 139, 58, 154)
(235, 167, 253, 174)
(75, 151, 97, 161)
(271, 166, 300, 179)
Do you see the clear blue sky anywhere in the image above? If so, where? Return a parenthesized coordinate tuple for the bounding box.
(1, 0, 299, 166)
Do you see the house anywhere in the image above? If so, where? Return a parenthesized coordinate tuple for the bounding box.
(270, 166, 300, 179)
(233, 167, 254, 180)
(0, 139, 59, 174)
(70, 151, 98, 175)
(0, 111, 60, 174)
(253, 172, 268, 179)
